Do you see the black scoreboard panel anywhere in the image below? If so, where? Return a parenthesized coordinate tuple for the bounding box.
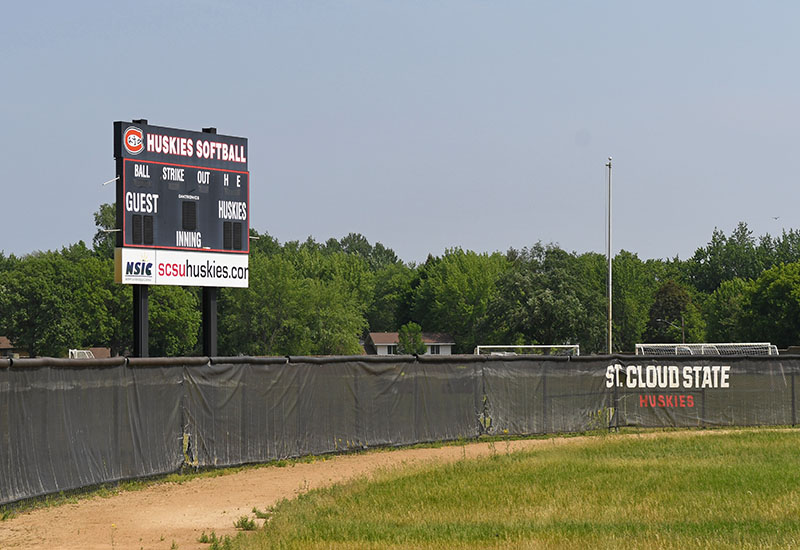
(114, 121, 249, 254)
(121, 159, 249, 253)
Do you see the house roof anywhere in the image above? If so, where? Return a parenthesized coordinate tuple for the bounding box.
(89, 347, 112, 359)
(368, 332, 455, 346)
(369, 332, 399, 345)
(420, 333, 456, 345)
(0, 337, 12, 350)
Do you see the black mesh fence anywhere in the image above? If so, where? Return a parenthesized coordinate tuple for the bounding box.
(609, 356, 800, 428)
(482, 356, 612, 435)
(0, 358, 184, 505)
(2, 354, 798, 505)
(182, 356, 483, 468)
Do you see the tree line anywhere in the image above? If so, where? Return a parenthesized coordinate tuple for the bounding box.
(2, 206, 800, 357)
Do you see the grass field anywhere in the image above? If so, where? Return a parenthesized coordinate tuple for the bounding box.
(224, 430, 800, 550)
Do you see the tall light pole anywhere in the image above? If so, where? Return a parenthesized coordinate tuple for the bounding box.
(606, 157, 613, 355)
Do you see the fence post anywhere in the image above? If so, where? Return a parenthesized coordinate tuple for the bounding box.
(480, 360, 488, 434)
(701, 388, 706, 428)
(239, 362, 247, 461)
(612, 373, 619, 432)
(542, 362, 548, 434)
(792, 372, 797, 426)
(354, 364, 362, 446)
(180, 362, 192, 468)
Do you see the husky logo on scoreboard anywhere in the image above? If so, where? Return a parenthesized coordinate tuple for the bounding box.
(113, 120, 250, 288)
(123, 126, 144, 155)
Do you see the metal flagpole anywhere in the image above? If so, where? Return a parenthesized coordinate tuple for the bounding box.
(606, 157, 613, 354)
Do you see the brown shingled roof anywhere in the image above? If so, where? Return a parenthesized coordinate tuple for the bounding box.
(369, 332, 400, 345)
(0, 337, 12, 350)
(421, 333, 455, 345)
(368, 332, 455, 345)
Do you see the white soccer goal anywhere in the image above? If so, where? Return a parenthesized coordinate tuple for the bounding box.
(634, 342, 778, 356)
(474, 345, 580, 356)
(68, 349, 95, 359)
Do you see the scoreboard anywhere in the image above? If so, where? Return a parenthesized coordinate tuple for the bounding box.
(113, 121, 250, 288)
(114, 122, 249, 253)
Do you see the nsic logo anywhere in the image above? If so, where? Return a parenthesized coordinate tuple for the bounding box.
(123, 126, 144, 155)
(126, 261, 153, 277)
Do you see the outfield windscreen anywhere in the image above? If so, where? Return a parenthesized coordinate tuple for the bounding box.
(3, 354, 800, 505)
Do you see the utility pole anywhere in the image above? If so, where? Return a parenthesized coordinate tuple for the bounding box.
(606, 157, 613, 355)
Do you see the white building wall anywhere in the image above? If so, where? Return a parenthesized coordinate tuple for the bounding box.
(376, 344, 396, 355)
(374, 343, 452, 355)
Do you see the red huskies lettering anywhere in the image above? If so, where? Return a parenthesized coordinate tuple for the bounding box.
(638, 394, 695, 408)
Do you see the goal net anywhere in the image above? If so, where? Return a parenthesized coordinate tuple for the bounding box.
(634, 343, 778, 356)
(69, 349, 95, 359)
(474, 345, 580, 356)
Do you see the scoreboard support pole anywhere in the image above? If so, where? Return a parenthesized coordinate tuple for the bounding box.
(133, 284, 149, 357)
(202, 287, 218, 357)
(200, 127, 219, 358)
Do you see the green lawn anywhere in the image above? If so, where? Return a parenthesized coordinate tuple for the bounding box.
(227, 430, 800, 550)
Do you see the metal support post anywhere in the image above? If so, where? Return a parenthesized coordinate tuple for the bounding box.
(202, 287, 218, 357)
(133, 284, 149, 357)
(201, 126, 219, 358)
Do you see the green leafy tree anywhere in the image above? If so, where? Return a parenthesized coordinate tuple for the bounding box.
(393, 256, 437, 329)
(704, 278, 751, 342)
(285, 246, 371, 355)
(92, 203, 117, 259)
(367, 263, 416, 332)
(771, 229, 800, 265)
(248, 228, 282, 256)
(689, 222, 768, 293)
(338, 233, 372, 260)
(0, 244, 112, 357)
(397, 322, 426, 355)
(569, 251, 607, 353)
(0, 252, 73, 356)
(486, 244, 591, 350)
(610, 252, 667, 353)
(0, 252, 18, 273)
(148, 286, 201, 357)
(289, 242, 374, 306)
(370, 243, 400, 270)
(412, 248, 508, 353)
(682, 303, 707, 343)
(105, 279, 132, 357)
(644, 280, 705, 343)
(337, 233, 400, 271)
(305, 277, 368, 355)
(219, 254, 313, 356)
(741, 262, 800, 347)
(219, 248, 369, 356)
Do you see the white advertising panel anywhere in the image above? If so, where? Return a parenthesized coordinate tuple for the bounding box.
(115, 248, 249, 288)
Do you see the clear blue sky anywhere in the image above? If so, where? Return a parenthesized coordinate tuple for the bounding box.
(1, 1, 797, 263)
